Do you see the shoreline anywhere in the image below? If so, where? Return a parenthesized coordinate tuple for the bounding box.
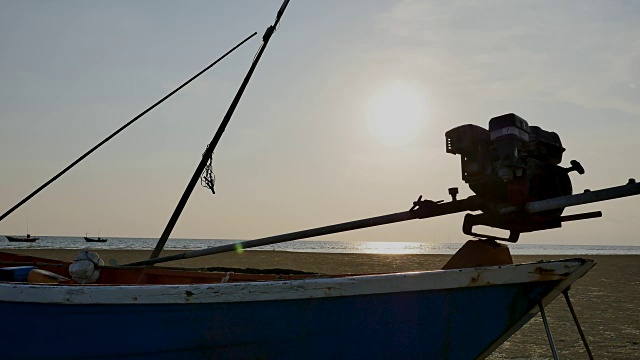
(5, 248, 638, 273)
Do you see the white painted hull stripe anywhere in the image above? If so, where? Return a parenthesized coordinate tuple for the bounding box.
(0, 259, 592, 305)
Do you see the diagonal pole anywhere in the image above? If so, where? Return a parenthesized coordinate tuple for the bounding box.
(129, 197, 478, 266)
(149, 0, 292, 259)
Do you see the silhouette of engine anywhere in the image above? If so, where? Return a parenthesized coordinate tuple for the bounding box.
(445, 113, 586, 241)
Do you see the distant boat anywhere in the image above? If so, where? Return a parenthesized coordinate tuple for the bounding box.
(5, 235, 38, 243)
(84, 236, 107, 243)
(7, 220, 38, 242)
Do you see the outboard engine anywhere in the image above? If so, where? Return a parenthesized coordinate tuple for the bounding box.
(445, 113, 585, 241)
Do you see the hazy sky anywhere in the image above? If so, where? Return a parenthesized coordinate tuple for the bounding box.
(1, 0, 639, 246)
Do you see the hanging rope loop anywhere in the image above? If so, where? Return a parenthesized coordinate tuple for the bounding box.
(200, 145, 216, 195)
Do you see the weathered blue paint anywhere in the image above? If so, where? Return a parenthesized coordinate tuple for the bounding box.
(1, 281, 557, 360)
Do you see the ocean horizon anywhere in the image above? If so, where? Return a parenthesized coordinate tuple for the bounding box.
(2, 236, 640, 255)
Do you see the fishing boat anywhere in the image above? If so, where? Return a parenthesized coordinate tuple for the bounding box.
(84, 232, 107, 243)
(0, 1, 638, 359)
(84, 236, 107, 242)
(84, 236, 107, 243)
(0, 251, 594, 359)
(5, 234, 38, 243)
(6, 220, 38, 242)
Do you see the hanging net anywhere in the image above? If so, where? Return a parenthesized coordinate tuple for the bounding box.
(200, 146, 216, 195)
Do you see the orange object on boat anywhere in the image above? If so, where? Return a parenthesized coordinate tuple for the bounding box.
(27, 269, 70, 284)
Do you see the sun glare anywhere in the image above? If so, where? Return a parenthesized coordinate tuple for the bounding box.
(357, 241, 420, 255)
(366, 81, 427, 147)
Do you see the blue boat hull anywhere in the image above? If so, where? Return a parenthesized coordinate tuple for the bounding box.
(3, 282, 556, 359)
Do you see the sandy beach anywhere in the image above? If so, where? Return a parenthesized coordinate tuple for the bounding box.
(4, 249, 639, 359)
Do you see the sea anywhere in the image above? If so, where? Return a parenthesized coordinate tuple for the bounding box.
(1, 236, 640, 255)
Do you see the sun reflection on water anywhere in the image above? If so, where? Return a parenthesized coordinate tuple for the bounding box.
(356, 241, 431, 255)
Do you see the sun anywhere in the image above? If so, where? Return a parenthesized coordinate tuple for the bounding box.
(366, 81, 427, 147)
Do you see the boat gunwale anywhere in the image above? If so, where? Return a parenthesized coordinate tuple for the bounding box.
(0, 258, 593, 305)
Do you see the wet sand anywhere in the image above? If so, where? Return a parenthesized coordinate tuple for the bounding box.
(4, 249, 639, 359)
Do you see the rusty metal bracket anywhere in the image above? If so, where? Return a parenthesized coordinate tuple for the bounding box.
(409, 195, 443, 212)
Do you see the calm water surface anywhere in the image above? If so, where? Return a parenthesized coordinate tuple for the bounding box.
(1, 236, 639, 255)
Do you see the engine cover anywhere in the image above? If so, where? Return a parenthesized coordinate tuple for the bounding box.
(446, 113, 572, 207)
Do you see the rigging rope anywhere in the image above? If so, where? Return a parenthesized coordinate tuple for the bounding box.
(0, 32, 257, 223)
